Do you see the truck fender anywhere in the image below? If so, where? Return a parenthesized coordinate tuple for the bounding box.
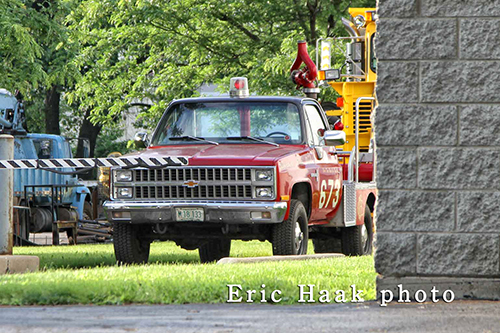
(72, 186, 91, 220)
(355, 190, 376, 227)
(286, 181, 313, 221)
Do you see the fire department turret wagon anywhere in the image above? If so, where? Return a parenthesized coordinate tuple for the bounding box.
(104, 81, 375, 263)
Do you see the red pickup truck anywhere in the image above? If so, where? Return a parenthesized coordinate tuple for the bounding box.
(104, 79, 376, 264)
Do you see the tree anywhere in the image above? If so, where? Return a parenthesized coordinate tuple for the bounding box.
(2, 0, 375, 159)
(30, 0, 81, 135)
(0, 0, 46, 92)
(67, 0, 375, 131)
(0, 0, 82, 137)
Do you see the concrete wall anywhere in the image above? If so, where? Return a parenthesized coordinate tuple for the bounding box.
(374, 0, 500, 299)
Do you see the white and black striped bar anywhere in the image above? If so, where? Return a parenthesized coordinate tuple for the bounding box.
(0, 156, 189, 169)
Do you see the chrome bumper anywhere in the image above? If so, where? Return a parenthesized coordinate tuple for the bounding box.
(104, 200, 288, 224)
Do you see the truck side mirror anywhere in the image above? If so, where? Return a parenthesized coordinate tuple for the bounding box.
(133, 132, 149, 149)
(324, 130, 346, 146)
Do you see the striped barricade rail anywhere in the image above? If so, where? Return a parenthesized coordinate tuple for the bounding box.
(0, 156, 189, 170)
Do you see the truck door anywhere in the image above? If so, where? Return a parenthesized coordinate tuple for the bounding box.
(303, 103, 343, 222)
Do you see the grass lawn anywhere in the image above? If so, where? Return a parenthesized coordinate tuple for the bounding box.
(0, 241, 376, 306)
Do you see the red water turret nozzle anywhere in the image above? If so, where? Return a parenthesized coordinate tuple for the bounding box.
(290, 41, 320, 99)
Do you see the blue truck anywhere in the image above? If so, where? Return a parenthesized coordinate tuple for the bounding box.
(0, 89, 96, 245)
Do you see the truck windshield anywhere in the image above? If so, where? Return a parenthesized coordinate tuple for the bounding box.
(151, 102, 302, 146)
(33, 139, 53, 159)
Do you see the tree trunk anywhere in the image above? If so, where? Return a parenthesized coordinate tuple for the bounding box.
(44, 85, 61, 135)
(76, 109, 103, 180)
(76, 109, 102, 158)
(309, 8, 316, 44)
(307, 0, 319, 45)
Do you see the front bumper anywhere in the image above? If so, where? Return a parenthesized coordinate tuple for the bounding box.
(104, 200, 288, 224)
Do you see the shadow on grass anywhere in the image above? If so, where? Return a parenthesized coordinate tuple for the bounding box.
(17, 240, 277, 270)
(17, 244, 202, 270)
(39, 253, 202, 270)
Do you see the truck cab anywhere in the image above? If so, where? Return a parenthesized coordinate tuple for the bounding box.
(104, 78, 375, 264)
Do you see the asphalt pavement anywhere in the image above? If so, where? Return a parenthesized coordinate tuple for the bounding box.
(1, 300, 499, 332)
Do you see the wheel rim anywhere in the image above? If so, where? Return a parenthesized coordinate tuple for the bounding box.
(361, 224, 369, 253)
(294, 221, 304, 253)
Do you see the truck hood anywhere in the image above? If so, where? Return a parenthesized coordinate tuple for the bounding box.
(130, 144, 308, 166)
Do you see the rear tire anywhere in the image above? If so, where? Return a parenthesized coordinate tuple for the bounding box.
(313, 238, 342, 253)
(272, 199, 308, 255)
(113, 223, 151, 264)
(341, 205, 373, 256)
(199, 239, 231, 263)
(83, 201, 93, 220)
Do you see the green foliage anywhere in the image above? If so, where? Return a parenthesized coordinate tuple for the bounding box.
(0, 0, 45, 92)
(4, 241, 377, 305)
(94, 125, 132, 157)
(23, 96, 46, 133)
(1, 0, 375, 152)
(67, 0, 376, 127)
(0, 0, 80, 94)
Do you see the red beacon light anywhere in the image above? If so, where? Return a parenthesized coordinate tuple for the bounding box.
(334, 120, 344, 131)
(230, 77, 249, 98)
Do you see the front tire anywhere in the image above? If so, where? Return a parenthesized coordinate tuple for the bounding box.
(341, 205, 373, 256)
(199, 239, 231, 263)
(272, 199, 308, 255)
(113, 223, 151, 264)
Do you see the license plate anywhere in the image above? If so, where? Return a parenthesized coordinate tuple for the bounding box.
(175, 208, 204, 222)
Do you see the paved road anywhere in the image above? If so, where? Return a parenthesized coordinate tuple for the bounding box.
(1, 300, 498, 333)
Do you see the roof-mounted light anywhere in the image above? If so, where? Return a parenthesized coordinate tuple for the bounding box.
(354, 15, 366, 28)
(229, 77, 249, 98)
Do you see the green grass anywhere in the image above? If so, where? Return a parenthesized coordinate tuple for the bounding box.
(0, 241, 376, 305)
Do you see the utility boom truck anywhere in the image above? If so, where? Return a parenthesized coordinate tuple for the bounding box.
(0, 89, 94, 245)
(290, 7, 377, 252)
(317, 7, 377, 156)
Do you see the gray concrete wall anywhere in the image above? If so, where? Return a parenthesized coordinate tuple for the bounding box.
(374, 0, 500, 298)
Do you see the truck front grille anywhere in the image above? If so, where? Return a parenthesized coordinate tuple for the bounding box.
(134, 168, 252, 182)
(131, 167, 255, 200)
(135, 184, 253, 200)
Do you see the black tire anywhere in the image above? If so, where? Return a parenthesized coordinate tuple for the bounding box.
(199, 239, 231, 263)
(341, 205, 373, 256)
(113, 223, 151, 264)
(18, 200, 30, 241)
(313, 238, 342, 253)
(272, 199, 308, 255)
(322, 101, 340, 111)
(83, 201, 93, 220)
(66, 228, 77, 245)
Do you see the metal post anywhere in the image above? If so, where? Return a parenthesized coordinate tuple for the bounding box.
(355, 99, 360, 183)
(0, 135, 14, 255)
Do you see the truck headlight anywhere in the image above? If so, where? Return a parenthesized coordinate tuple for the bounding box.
(115, 170, 133, 182)
(116, 187, 133, 199)
(255, 187, 273, 198)
(255, 169, 273, 181)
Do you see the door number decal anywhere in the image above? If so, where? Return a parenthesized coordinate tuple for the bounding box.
(319, 179, 341, 209)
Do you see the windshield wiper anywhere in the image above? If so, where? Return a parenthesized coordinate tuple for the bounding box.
(170, 136, 219, 145)
(226, 136, 279, 147)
